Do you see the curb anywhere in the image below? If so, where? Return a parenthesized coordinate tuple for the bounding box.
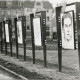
(0, 65, 28, 80)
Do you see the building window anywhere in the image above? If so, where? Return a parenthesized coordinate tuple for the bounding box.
(27, 9, 28, 12)
(26, 16, 30, 22)
(47, 17, 50, 21)
(18, 1, 22, 6)
(36, 8, 41, 12)
(1, 10, 4, 15)
(7, 10, 10, 15)
(27, 26, 29, 30)
(27, 9, 32, 12)
(36, 2, 41, 6)
(47, 10, 49, 13)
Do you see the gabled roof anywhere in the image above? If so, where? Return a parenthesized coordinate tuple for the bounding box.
(0, 1, 53, 9)
(0, 1, 6, 8)
(43, 1, 53, 9)
(23, 1, 53, 9)
(11, 1, 19, 8)
(0, 1, 19, 9)
(23, 1, 35, 8)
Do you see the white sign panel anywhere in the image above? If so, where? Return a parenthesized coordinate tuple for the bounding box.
(17, 21, 23, 44)
(5, 23, 9, 42)
(33, 18, 42, 46)
(61, 11, 75, 49)
(65, 4, 76, 13)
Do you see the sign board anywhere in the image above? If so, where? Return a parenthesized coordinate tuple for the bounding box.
(61, 11, 75, 49)
(65, 4, 76, 13)
(17, 20, 23, 44)
(33, 17, 42, 46)
(5, 23, 9, 42)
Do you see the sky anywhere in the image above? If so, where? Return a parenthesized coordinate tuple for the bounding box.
(48, 0, 80, 8)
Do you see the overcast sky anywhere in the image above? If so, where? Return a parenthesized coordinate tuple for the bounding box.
(48, 0, 80, 7)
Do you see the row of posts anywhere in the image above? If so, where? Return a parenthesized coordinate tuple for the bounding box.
(0, 11, 47, 67)
(0, 3, 80, 77)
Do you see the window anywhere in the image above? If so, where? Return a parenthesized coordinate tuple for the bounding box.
(47, 17, 49, 21)
(26, 16, 29, 21)
(36, 2, 41, 6)
(47, 10, 49, 13)
(27, 26, 29, 30)
(18, 1, 22, 6)
(27, 9, 28, 12)
(27, 9, 32, 12)
(1, 10, 4, 15)
(7, 10, 10, 15)
(36, 8, 41, 12)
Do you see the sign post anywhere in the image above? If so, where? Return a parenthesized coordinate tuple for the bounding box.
(30, 14, 35, 64)
(17, 16, 26, 61)
(76, 2, 80, 77)
(8, 20, 12, 57)
(5, 20, 12, 56)
(56, 2, 80, 73)
(0, 22, 2, 52)
(41, 11, 47, 67)
(22, 16, 26, 61)
(1, 22, 4, 53)
(30, 11, 47, 67)
(3, 21, 7, 55)
(56, 7, 62, 71)
(14, 18, 19, 58)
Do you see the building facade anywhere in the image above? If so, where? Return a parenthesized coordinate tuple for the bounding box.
(0, 0, 53, 39)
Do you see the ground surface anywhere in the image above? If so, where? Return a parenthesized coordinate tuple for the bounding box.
(0, 40, 79, 80)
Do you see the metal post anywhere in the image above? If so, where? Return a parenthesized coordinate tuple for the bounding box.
(41, 11, 47, 67)
(1, 22, 3, 53)
(22, 16, 26, 61)
(3, 21, 7, 55)
(0, 22, 2, 52)
(56, 7, 62, 72)
(8, 20, 12, 57)
(76, 2, 80, 78)
(14, 18, 18, 58)
(30, 14, 35, 64)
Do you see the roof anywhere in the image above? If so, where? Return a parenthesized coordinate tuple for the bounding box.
(23, 1, 53, 9)
(11, 1, 19, 8)
(0, 1, 6, 8)
(0, 1, 53, 9)
(0, 1, 19, 8)
(43, 1, 53, 9)
(23, 1, 35, 8)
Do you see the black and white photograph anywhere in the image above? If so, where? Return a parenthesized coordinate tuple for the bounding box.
(5, 23, 9, 42)
(0, 0, 80, 80)
(17, 20, 23, 44)
(61, 11, 75, 49)
(33, 17, 42, 46)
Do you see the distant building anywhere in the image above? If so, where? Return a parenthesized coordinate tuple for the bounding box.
(0, 0, 53, 39)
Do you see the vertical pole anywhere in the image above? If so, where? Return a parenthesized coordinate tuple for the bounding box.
(3, 21, 7, 55)
(30, 14, 35, 64)
(14, 18, 18, 58)
(76, 2, 80, 78)
(56, 7, 62, 72)
(1, 22, 3, 53)
(0, 22, 2, 52)
(72, 11, 76, 50)
(41, 11, 47, 67)
(22, 16, 26, 61)
(9, 20, 12, 57)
